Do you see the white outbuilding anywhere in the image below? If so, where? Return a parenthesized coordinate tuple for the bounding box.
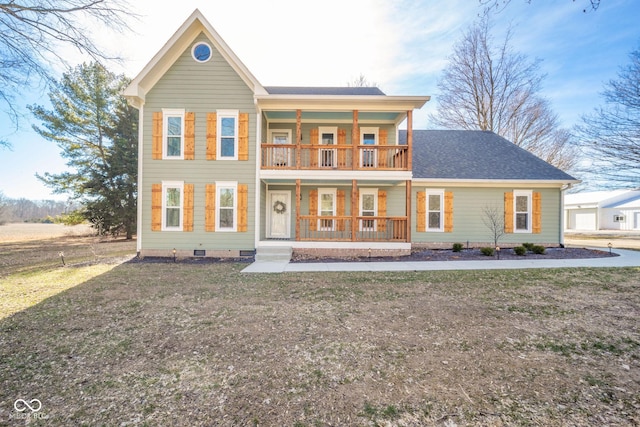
(565, 189, 640, 231)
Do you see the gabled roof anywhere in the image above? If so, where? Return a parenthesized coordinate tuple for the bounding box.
(124, 9, 266, 108)
(406, 130, 578, 183)
(265, 86, 386, 96)
(565, 189, 640, 208)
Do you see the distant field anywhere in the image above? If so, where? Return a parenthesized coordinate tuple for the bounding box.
(0, 223, 94, 242)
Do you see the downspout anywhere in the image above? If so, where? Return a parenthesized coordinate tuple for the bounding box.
(254, 102, 262, 249)
(560, 183, 573, 247)
(136, 102, 145, 255)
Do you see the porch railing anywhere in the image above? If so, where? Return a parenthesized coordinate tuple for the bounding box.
(297, 216, 408, 242)
(261, 144, 409, 170)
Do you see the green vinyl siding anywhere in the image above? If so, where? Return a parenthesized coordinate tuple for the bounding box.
(412, 186, 562, 246)
(140, 33, 256, 252)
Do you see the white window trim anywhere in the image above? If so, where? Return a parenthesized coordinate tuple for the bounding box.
(359, 188, 378, 232)
(360, 127, 379, 168)
(162, 181, 183, 231)
(216, 181, 238, 232)
(217, 110, 239, 160)
(318, 126, 338, 168)
(359, 127, 379, 145)
(318, 188, 337, 231)
(426, 189, 445, 232)
(318, 127, 338, 144)
(514, 190, 533, 233)
(162, 109, 185, 160)
(191, 42, 212, 63)
(268, 128, 292, 144)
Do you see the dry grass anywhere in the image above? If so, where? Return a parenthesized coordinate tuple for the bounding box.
(0, 223, 94, 243)
(0, 237, 639, 426)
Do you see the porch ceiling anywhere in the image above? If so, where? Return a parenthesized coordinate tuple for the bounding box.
(262, 110, 401, 122)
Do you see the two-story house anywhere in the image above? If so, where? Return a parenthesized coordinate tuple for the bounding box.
(124, 10, 578, 260)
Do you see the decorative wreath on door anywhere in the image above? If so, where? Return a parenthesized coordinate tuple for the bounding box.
(273, 200, 287, 214)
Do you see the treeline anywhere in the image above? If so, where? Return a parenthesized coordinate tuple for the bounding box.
(0, 197, 81, 224)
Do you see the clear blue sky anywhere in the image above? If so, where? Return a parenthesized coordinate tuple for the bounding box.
(1, 0, 638, 200)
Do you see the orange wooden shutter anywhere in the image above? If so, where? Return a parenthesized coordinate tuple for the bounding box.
(237, 184, 248, 232)
(152, 112, 163, 159)
(151, 184, 162, 231)
(309, 189, 318, 231)
(183, 184, 194, 232)
(205, 184, 216, 231)
(238, 113, 249, 161)
(337, 189, 345, 231)
(444, 191, 453, 232)
(378, 129, 388, 167)
(379, 129, 388, 145)
(337, 128, 347, 168)
(417, 191, 426, 232)
(184, 112, 195, 160)
(504, 192, 514, 233)
(532, 191, 542, 234)
(378, 190, 387, 232)
(206, 113, 217, 160)
(310, 128, 319, 168)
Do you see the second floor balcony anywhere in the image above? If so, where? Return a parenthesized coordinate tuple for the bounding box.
(261, 143, 410, 171)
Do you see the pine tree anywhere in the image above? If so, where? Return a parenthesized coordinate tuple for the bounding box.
(30, 62, 137, 238)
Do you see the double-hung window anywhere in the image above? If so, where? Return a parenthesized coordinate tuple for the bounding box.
(218, 110, 239, 160)
(360, 189, 378, 231)
(163, 109, 185, 159)
(360, 127, 378, 168)
(426, 190, 444, 232)
(514, 190, 532, 232)
(217, 182, 237, 231)
(318, 188, 336, 231)
(162, 181, 183, 230)
(269, 129, 291, 166)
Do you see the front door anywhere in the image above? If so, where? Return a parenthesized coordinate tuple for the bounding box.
(268, 191, 291, 238)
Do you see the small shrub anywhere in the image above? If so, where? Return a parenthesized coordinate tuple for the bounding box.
(522, 242, 535, 251)
(452, 243, 464, 252)
(480, 247, 495, 256)
(514, 246, 527, 256)
(531, 245, 546, 255)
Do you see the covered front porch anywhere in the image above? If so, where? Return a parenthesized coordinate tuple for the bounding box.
(260, 178, 412, 245)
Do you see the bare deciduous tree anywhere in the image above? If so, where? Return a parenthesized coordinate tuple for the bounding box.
(482, 204, 505, 247)
(0, 0, 134, 147)
(0, 191, 7, 225)
(574, 45, 640, 188)
(430, 16, 579, 171)
(479, 0, 600, 13)
(347, 73, 378, 88)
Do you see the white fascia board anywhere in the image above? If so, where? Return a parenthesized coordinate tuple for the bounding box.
(411, 178, 580, 188)
(255, 95, 430, 111)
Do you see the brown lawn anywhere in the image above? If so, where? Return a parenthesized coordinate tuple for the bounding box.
(0, 232, 638, 426)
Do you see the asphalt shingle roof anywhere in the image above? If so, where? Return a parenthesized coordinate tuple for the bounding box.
(404, 130, 577, 181)
(264, 86, 386, 96)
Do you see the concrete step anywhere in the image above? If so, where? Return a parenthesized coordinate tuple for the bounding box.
(255, 245, 293, 262)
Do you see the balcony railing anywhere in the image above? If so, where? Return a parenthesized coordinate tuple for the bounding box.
(297, 216, 408, 242)
(261, 144, 409, 170)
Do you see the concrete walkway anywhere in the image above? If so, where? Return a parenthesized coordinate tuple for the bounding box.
(242, 247, 640, 273)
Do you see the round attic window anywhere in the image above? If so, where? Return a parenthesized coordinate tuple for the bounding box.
(192, 42, 212, 63)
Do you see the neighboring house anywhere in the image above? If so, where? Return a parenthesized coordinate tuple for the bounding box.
(565, 189, 640, 231)
(123, 10, 578, 259)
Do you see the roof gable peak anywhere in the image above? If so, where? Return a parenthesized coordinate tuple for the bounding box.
(124, 9, 265, 107)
